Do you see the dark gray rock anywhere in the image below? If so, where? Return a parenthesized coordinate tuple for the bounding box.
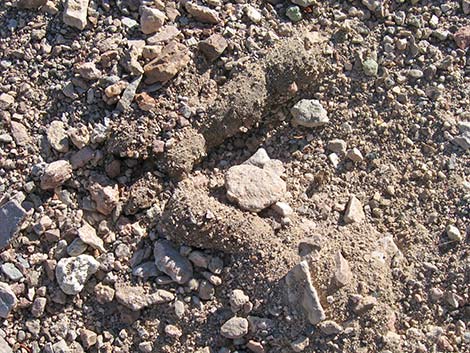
(154, 240, 193, 284)
(0, 282, 17, 318)
(0, 200, 27, 250)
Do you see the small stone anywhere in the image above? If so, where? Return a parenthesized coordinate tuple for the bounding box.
(318, 320, 343, 335)
(104, 81, 127, 98)
(17, 0, 47, 9)
(272, 202, 293, 217)
(147, 25, 181, 44)
(139, 342, 153, 353)
(94, 283, 115, 304)
(343, 195, 365, 224)
(188, 251, 210, 268)
(347, 148, 364, 162)
(0, 282, 17, 318)
(1, 263, 23, 282)
(463, 0, 470, 15)
(245, 6, 262, 23)
(40, 160, 73, 190)
(291, 99, 329, 127)
(291, 0, 315, 7)
(246, 340, 265, 353)
(230, 289, 250, 312)
(133, 261, 159, 278)
(327, 139, 347, 155)
(362, 59, 378, 76)
(75, 62, 100, 80)
(31, 297, 47, 317)
(185, 2, 220, 24)
(0, 93, 14, 110)
(198, 280, 215, 300)
(63, 0, 89, 30)
(135, 92, 157, 111)
(199, 34, 228, 61)
(328, 153, 340, 168)
(165, 324, 182, 339)
(220, 317, 249, 339)
(10, 121, 30, 146)
(455, 26, 470, 49)
(351, 294, 377, 315)
(290, 336, 310, 352)
(286, 6, 302, 22)
(67, 238, 88, 256)
(117, 75, 142, 111)
(446, 225, 462, 242)
(70, 146, 95, 169)
(80, 329, 97, 349)
(286, 261, 325, 325)
(244, 148, 270, 168)
(333, 251, 352, 287)
(56, 255, 100, 295)
(88, 180, 119, 215)
(78, 222, 105, 252)
(452, 132, 470, 151)
(225, 164, 286, 212)
(408, 69, 424, 78)
(0, 336, 12, 353)
(115, 285, 148, 311)
(140, 6, 165, 34)
(47, 121, 69, 153)
(68, 126, 90, 149)
(174, 300, 185, 318)
(144, 41, 190, 84)
(0, 200, 27, 250)
(154, 240, 193, 284)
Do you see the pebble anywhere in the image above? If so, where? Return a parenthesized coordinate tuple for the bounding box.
(174, 300, 185, 318)
(446, 225, 462, 242)
(198, 280, 215, 300)
(346, 148, 364, 162)
(0, 336, 12, 353)
(244, 148, 270, 168)
(245, 6, 263, 23)
(343, 195, 365, 224)
(10, 121, 30, 146)
(147, 25, 181, 44)
(271, 201, 294, 217)
(225, 164, 286, 212)
(286, 260, 325, 325)
(286, 6, 302, 22)
(94, 283, 115, 304)
(291, 99, 329, 127)
(139, 342, 153, 353)
(290, 336, 310, 352)
(199, 34, 228, 61)
(144, 41, 190, 84)
(31, 297, 47, 317)
(188, 250, 210, 268)
(246, 340, 265, 353)
(56, 255, 100, 295)
(362, 59, 378, 76)
(454, 26, 470, 49)
(318, 320, 343, 335)
(88, 180, 119, 215)
(351, 294, 377, 315)
(291, 0, 316, 6)
(70, 146, 95, 169)
(140, 6, 165, 34)
(1, 263, 23, 282)
(68, 126, 89, 149)
(80, 329, 97, 349)
(117, 75, 142, 111)
(220, 317, 249, 339)
(75, 62, 100, 81)
(165, 324, 182, 338)
(40, 160, 73, 190)
(154, 240, 193, 284)
(47, 121, 69, 153)
(132, 261, 159, 278)
(333, 251, 352, 287)
(67, 238, 88, 256)
(0, 93, 14, 110)
(78, 222, 105, 252)
(185, 2, 220, 24)
(63, 0, 89, 30)
(0, 282, 17, 318)
(327, 139, 347, 155)
(230, 289, 250, 312)
(0, 200, 27, 250)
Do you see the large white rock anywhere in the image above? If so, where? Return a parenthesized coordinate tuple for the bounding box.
(56, 255, 99, 295)
(63, 0, 90, 30)
(225, 164, 286, 212)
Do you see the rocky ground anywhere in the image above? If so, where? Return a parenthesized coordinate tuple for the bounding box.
(0, 0, 469, 352)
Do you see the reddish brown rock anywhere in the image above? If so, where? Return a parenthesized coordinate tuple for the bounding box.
(143, 41, 190, 84)
(199, 34, 228, 61)
(135, 92, 157, 111)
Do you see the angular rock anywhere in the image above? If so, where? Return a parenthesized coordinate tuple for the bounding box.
(0, 336, 12, 353)
(133, 261, 159, 278)
(10, 121, 30, 146)
(286, 260, 326, 325)
(144, 41, 190, 84)
(67, 238, 88, 256)
(31, 297, 47, 317)
(244, 148, 270, 168)
(88, 178, 119, 215)
(291, 0, 315, 6)
(0, 282, 17, 318)
(94, 283, 115, 304)
(291, 336, 310, 352)
(154, 240, 193, 284)
(343, 195, 365, 224)
(70, 146, 95, 169)
(225, 164, 286, 212)
(140, 5, 165, 34)
(452, 132, 470, 151)
(199, 34, 228, 61)
(78, 222, 105, 252)
(272, 201, 293, 217)
(0, 93, 14, 110)
(455, 26, 470, 49)
(40, 160, 73, 190)
(230, 289, 250, 312)
(291, 99, 329, 128)
(117, 75, 142, 112)
(318, 320, 343, 335)
(220, 317, 249, 339)
(362, 59, 378, 76)
(464, 0, 470, 15)
(0, 200, 27, 250)
(446, 224, 462, 242)
(47, 121, 69, 153)
(63, 0, 90, 30)
(147, 25, 180, 45)
(115, 285, 174, 311)
(1, 263, 23, 282)
(75, 62, 100, 80)
(347, 148, 364, 162)
(56, 255, 100, 295)
(185, 2, 220, 24)
(333, 251, 352, 287)
(17, 0, 47, 9)
(327, 139, 347, 155)
(80, 329, 97, 349)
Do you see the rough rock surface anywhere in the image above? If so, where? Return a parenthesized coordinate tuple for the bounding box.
(0, 200, 27, 250)
(0, 282, 17, 318)
(63, 0, 90, 30)
(40, 160, 73, 190)
(56, 255, 100, 295)
(154, 240, 193, 284)
(291, 99, 329, 127)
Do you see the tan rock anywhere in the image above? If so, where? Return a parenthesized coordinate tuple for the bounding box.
(185, 2, 220, 24)
(63, 0, 89, 30)
(10, 121, 30, 146)
(88, 181, 119, 215)
(144, 41, 190, 84)
(78, 222, 105, 253)
(40, 160, 73, 190)
(455, 26, 470, 49)
(140, 5, 165, 34)
(199, 34, 228, 61)
(343, 195, 365, 224)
